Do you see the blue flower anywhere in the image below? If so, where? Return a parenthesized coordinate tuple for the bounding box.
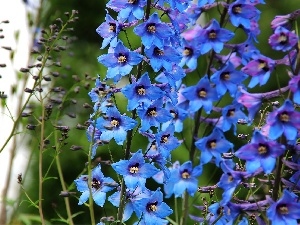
(211, 62, 248, 97)
(96, 107, 137, 145)
(96, 12, 121, 49)
(235, 130, 285, 174)
(98, 41, 143, 80)
(267, 189, 300, 225)
(111, 150, 159, 188)
(135, 189, 173, 225)
(182, 75, 218, 113)
(171, 161, 202, 197)
(196, 19, 234, 54)
(228, 0, 260, 29)
(106, 0, 146, 22)
(134, 12, 174, 49)
(216, 102, 248, 134)
(145, 45, 181, 72)
(195, 128, 233, 165)
(179, 38, 202, 70)
(122, 73, 164, 111)
(137, 98, 172, 132)
(74, 164, 116, 206)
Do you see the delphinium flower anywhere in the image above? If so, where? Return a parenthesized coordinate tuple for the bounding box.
(228, 0, 260, 29)
(96, 106, 137, 145)
(106, 0, 146, 22)
(195, 128, 233, 165)
(211, 62, 248, 97)
(267, 189, 300, 225)
(271, 14, 292, 30)
(216, 102, 248, 134)
(203, 202, 240, 224)
(181, 75, 218, 113)
(96, 12, 121, 49)
(137, 98, 172, 132)
(196, 19, 234, 54)
(108, 186, 151, 222)
(121, 73, 164, 111)
(145, 45, 181, 72)
(88, 78, 112, 105)
(242, 54, 275, 88)
(135, 188, 173, 225)
(268, 26, 298, 52)
(169, 161, 202, 197)
(154, 124, 181, 158)
(111, 150, 159, 188)
(235, 130, 285, 174)
(74, 164, 116, 206)
(263, 100, 300, 141)
(155, 64, 186, 88)
(97, 41, 143, 80)
(133, 12, 174, 49)
(236, 87, 262, 121)
(233, 38, 260, 65)
(161, 101, 188, 132)
(218, 160, 249, 205)
(289, 74, 300, 104)
(179, 38, 202, 70)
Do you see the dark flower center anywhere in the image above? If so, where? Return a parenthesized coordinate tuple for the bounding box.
(150, 141, 157, 150)
(232, 4, 242, 14)
(110, 118, 120, 127)
(183, 47, 193, 56)
(160, 134, 170, 143)
(277, 204, 289, 215)
(258, 59, 269, 72)
(198, 88, 207, 98)
(170, 110, 178, 119)
(91, 178, 101, 190)
(147, 107, 157, 117)
(109, 23, 116, 32)
(221, 72, 230, 80)
(129, 163, 139, 174)
(209, 30, 217, 39)
(147, 23, 156, 33)
(227, 109, 235, 117)
(154, 47, 164, 56)
(207, 140, 217, 149)
(278, 32, 288, 44)
(128, 0, 137, 3)
(147, 202, 158, 212)
(118, 54, 127, 63)
(258, 143, 268, 155)
(280, 112, 289, 122)
(181, 169, 190, 179)
(136, 85, 146, 95)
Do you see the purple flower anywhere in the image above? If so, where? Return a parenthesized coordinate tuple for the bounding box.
(271, 14, 292, 30)
(264, 100, 300, 141)
(242, 54, 275, 88)
(235, 130, 285, 174)
(267, 189, 300, 225)
(289, 74, 300, 104)
(269, 26, 298, 52)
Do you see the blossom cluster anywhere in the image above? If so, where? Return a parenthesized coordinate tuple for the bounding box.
(75, 0, 300, 224)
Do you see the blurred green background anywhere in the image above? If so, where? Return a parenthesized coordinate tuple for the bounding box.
(10, 0, 299, 224)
